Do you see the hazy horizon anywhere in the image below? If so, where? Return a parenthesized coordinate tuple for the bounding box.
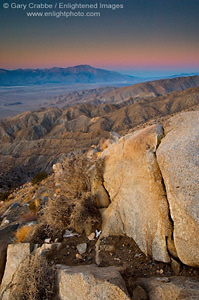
(1, 64, 198, 79)
(1, 0, 199, 73)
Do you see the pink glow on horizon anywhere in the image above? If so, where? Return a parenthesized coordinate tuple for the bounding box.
(2, 59, 199, 71)
(1, 37, 199, 71)
(1, 44, 199, 71)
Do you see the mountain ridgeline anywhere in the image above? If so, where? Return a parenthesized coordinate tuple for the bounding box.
(48, 75, 199, 107)
(0, 65, 139, 86)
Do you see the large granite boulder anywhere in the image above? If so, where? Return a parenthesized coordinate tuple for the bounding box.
(157, 112, 199, 267)
(56, 264, 130, 300)
(137, 276, 199, 300)
(0, 243, 31, 300)
(96, 125, 172, 263)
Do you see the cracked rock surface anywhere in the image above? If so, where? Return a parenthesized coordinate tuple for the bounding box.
(157, 111, 199, 267)
(95, 124, 172, 263)
(95, 112, 199, 267)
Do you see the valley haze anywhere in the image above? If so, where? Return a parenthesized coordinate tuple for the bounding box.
(0, 65, 199, 119)
(0, 65, 152, 118)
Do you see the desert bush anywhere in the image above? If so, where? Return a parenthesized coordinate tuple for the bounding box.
(29, 200, 37, 211)
(61, 153, 92, 197)
(43, 153, 101, 237)
(71, 192, 101, 236)
(44, 195, 73, 237)
(15, 225, 33, 243)
(24, 222, 50, 244)
(31, 171, 48, 185)
(10, 254, 56, 300)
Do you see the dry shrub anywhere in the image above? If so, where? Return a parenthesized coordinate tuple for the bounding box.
(71, 192, 101, 236)
(24, 222, 49, 244)
(43, 153, 101, 237)
(61, 153, 92, 197)
(44, 193, 101, 237)
(29, 201, 36, 211)
(15, 226, 33, 243)
(44, 194, 73, 237)
(31, 171, 48, 185)
(10, 254, 56, 300)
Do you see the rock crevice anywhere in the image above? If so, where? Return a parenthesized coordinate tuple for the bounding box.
(94, 124, 172, 263)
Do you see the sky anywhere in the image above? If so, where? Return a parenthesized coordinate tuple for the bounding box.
(0, 0, 199, 76)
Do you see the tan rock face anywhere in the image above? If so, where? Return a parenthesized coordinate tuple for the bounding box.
(0, 243, 31, 300)
(99, 125, 172, 262)
(138, 276, 199, 300)
(90, 165, 110, 208)
(157, 112, 199, 267)
(56, 264, 130, 300)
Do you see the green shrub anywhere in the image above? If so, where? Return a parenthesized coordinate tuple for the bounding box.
(31, 171, 48, 185)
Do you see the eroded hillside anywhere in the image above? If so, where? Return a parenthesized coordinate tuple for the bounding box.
(1, 86, 199, 191)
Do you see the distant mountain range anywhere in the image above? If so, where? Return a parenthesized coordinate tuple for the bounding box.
(168, 72, 199, 78)
(0, 65, 142, 86)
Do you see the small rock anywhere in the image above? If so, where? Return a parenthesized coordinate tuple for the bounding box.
(95, 230, 101, 238)
(104, 245, 115, 252)
(63, 229, 79, 238)
(77, 243, 87, 255)
(135, 253, 142, 258)
(36, 243, 61, 256)
(1, 218, 9, 225)
(41, 196, 48, 206)
(44, 238, 51, 243)
(100, 244, 115, 252)
(76, 253, 82, 260)
(132, 285, 148, 300)
(114, 258, 120, 261)
(171, 258, 181, 275)
(32, 244, 39, 252)
(88, 232, 95, 241)
(155, 277, 170, 283)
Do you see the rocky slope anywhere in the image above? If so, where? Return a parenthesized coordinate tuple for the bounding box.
(0, 86, 199, 191)
(48, 86, 118, 107)
(1, 111, 199, 299)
